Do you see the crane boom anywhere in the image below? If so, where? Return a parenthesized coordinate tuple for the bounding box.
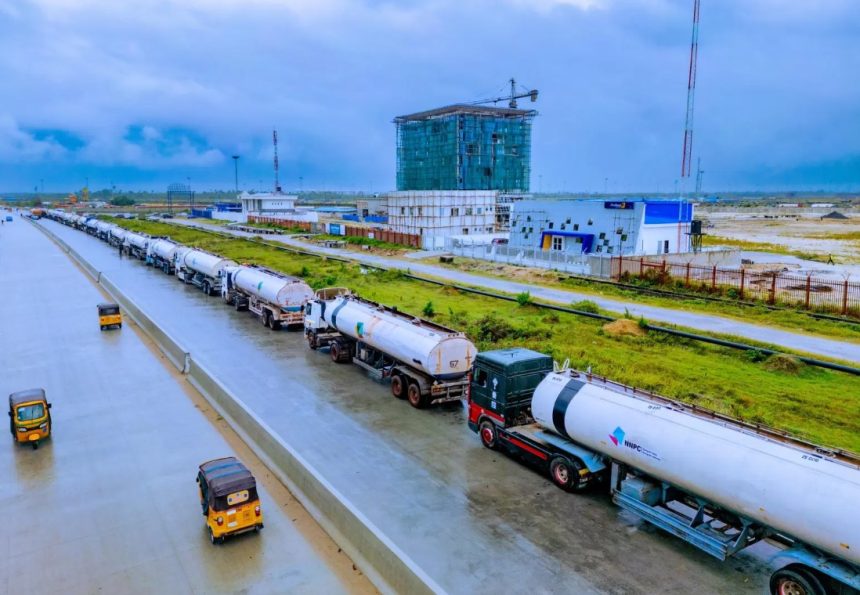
(681, 0, 701, 178)
(470, 78, 538, 109)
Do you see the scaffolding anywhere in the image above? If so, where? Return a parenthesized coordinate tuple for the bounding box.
(394, 104, 535, 192)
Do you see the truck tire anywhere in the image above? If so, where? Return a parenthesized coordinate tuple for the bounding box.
(270, 318, 282, 331)
(330, 341, 342, 363)
(769, 568, 825, 595)
(390, 374, 406, 399)
(406, 381, 427, 409)
(479, 420, 498, 449)
(549, 456, 588, 493)
(261, 311, 270, 327)
(307, 334, 319, 350)
(202, 281, 211, 296)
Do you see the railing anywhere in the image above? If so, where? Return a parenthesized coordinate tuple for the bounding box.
(612, 256, 860, 317)
(446, 241, 592, 274)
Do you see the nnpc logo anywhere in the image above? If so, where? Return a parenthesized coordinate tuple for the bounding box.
(609, 426, 625, 446)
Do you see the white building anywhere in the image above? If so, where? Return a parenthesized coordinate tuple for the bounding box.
(509, 199, 695, 256)
(387, 190, 498, 249)
(239, 191, 318, 223)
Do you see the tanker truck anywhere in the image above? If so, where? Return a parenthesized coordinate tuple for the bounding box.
(175, 248, 235, 296)
(222, 265, 314, 330)
(146, 238, 181, 274)
(304, 290, 477, 408)
(95, 221, 115, 241)
(123, 231, 151, 260)
(108, 226, 128, 248)
(84, 217, 99, 236)
(467, 348, 860, 595)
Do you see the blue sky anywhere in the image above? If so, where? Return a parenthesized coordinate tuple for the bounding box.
(1, 0, 858, 193)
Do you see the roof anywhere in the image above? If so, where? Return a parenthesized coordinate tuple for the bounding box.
(9, 388, 47, 407)
(199, 457, 256, 497)
(97, 303, 119, 309)
(477, 348, 552, 368)
(394, 103, 537, 123)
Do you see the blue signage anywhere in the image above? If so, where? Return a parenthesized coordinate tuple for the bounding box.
(604, 201, 635, 210)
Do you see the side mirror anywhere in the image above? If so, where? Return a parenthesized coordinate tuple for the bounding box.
(47, 403, 52, 409)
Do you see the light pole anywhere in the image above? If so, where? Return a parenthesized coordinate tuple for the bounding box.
(232, 155, 240, 193)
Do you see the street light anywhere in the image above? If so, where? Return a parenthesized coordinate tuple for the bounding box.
(232, 155, 240, 193)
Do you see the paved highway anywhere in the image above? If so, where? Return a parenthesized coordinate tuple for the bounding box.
(0, 218, 373, 594)
(178, 220, 860, 363)
(37, 218, 777, 594)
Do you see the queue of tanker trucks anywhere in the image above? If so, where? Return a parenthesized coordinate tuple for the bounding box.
(40, 208, 860, 595)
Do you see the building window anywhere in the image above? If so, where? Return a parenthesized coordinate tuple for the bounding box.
(548, 221, 554, 229)
(451, 208, 460, 216)
(477, 207, 483, 214)
(621, 234, 628, 242)
(664, 240, 670, 253)
(521, 226, 526, 233)
(418, 207, 423, 216)
(401, 207, 405, 215)
(552, 236, 564, 251)
(599, 232, 606, 239)
(465, 207, 473, 216)
(587, 219, 593, 226)
(566, 218, 571, 225)
(526, 215, 532, 222)
(573, 223, 579, 231)
(463, 228, 469, 234)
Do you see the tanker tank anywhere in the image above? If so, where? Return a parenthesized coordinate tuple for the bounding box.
(232, 266, 313, 309)
(530, 371, 860, 566)
(326, 295, 476, 380)
(149, 238, 180, 262)
(179, 249, 235, 278)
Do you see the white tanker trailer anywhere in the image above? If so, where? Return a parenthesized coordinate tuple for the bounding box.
(175, 248, 235, 295)
(146, 238, 181, 274)
(467, 348, 860, 595)
(222, 265, 314, 329)
(124, 232, 151, 260)
(305, 290, 477, 408)
(84, 218, 99, 236)
(108, 226, 128, 248)
(95, 221, 115, 241)
(71, 214, 88, 230)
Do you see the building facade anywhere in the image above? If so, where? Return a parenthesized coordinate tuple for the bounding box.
(239, 192, 318, 223)
(394, 105, 535, 192)
(509, 199, 695, 256)
(387, 190, 497, 247)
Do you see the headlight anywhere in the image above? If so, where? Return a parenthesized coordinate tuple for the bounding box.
(39, 423, 47, 430)
(17, 427, 26, 432)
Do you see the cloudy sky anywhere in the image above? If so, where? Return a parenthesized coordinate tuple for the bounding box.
(1, 0, 858, 193)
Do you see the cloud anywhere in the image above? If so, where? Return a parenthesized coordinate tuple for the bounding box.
(0, 116, 69, 161)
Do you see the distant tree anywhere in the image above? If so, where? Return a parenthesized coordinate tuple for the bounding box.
(110, 195, 135, 206)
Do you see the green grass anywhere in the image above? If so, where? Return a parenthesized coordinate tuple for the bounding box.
(107, 217, 860, 452)
(424, 256, 860, 343)
(315, 234, 410, 252)
(702, 234, 831, 262)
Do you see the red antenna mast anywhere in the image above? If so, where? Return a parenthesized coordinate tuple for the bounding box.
(680, 0, 700, 179)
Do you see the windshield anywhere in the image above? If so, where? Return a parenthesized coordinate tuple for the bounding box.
(101, 306, 119, 315)
(16, 403, 45, 422)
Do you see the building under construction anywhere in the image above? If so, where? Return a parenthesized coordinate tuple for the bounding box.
(394, 104, 536, 192)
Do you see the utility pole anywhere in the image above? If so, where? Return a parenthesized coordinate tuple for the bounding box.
(695, 157, 704, 197)
(678, 0, 701, 253)
(232, 155, 240, 193)
(272, 129, 281, 193)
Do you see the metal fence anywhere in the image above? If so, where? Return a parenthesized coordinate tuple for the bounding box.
(612, 256, 860, 317)
(447, 242, 592, 274)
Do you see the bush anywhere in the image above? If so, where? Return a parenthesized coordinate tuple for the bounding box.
(571, 300, 600, 314)
(744, 349, 768, 363)
(516, 291, 531, 307)
(422, 301, 435, 318)
(298, 266, 310, 277)
(110, 195, 135, 206)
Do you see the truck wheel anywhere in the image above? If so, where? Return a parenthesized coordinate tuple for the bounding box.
(235, 299, 242, 311)
(330, 341, 342, 363)
(769, 568, 825, 595)
(549, 456, 587, 493)
(479, 420, 498, 449)
(307, 334, 319, 350)
(202, 281, 211, 296)
(270, 319, 282, 331)
(261, 311, 270, 327)
(390, 375, 406, 399)
(407, 382, 427, 409)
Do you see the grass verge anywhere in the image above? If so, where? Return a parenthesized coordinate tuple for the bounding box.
(108, 217, 860, 452)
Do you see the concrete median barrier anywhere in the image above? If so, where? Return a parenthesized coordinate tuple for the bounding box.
(32, 219, 440, 595)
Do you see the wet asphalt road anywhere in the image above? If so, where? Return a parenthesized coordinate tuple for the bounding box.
(36, 218, 778, 594)
(0, 219, 372, 594)
(178, 220, 860, 363)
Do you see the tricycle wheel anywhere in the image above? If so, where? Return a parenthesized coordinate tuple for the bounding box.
(32, 441, 39, 450)
(209, 528, 221, 545)
(100, 325, 105, 331)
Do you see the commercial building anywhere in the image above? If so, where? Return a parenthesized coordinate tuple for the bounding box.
(509, 199, 695, 256)
(239, 191, 318, 224)
(394, 104, 535, 192)
(387, 190, 498, 248)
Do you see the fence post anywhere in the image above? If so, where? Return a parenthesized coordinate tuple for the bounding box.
(711, 265, 717, 290)
(639, 257, 644, 277)
(843, 279, 849, 315)
(739, 268, 745, 299)
(685, 262, 691, 287)
(805, 275, 812, 309)
(769, 274, 777, 305)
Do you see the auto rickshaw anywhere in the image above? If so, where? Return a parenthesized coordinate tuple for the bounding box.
(8, 388, 51, 449)
(98, 303, 122, 331)
(196, 457, 263, 544)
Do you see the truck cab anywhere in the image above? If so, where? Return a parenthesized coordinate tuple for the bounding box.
(467, 348, 553, 433)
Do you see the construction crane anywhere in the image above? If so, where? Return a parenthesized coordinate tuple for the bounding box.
(470, 78, 538, 109)
(680, 0, 701, 179)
